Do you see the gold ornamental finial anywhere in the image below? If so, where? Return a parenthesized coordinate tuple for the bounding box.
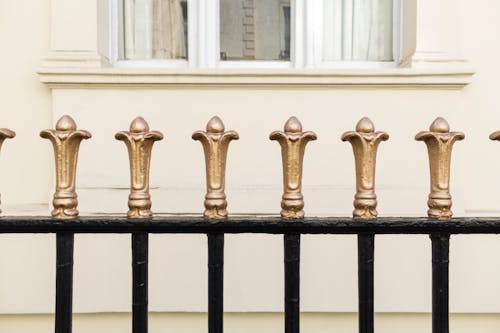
(192, 116, 239, 219)
(342, 117, 389, 219)
(415, 117, 464, 220)
(0, 128, 16, 151)
(40, 115, 91, 219)
(489, 130, 500, 141)
(115, 117, 163, 218)
(270, 117, 317, 219)
(0, 128, 15, 214)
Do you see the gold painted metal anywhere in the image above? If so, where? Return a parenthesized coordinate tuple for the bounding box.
(270, 117, 317, 219)
(192, 116, 239, 219)
(115, 117, 163, 218)
(415, 117, 464, 220)
(489, 130, 500, 142)
(0, 128, 15, 150)
(0, 128, 15, 214)
(341, 117, 389, 219)
(40, 115, 91, 219)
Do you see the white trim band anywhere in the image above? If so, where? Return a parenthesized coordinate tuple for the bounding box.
(38, 65, 474, 88)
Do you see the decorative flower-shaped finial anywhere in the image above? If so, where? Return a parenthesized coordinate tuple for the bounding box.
(115, 117, 163, 218)
(415, 117, 464, 220)
(192, 116, 239, 219)
(40, 115, 91, 218)
(270, 117, 317, 219)
(342, 117, 389, 219)
(0, 128, 15, 214)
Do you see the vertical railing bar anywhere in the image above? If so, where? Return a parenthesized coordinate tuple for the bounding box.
(132, 232, 149, 333)
(431, 233, 450, 333)
(284, 234, 300, 333)
(55, 232, 74, 333)
(208, 233, 224, 333)
(358, 233, 375, 333)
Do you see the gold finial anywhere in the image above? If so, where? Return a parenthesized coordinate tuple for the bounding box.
(56, 115, 77, 131)
(40, 115, 91, 219)
(270, 117, 317, 219)
(115, 117, 163, 218)
(489, 130, 500, 141)
(342, 117, 389, 219)
(0, 128, 16, 149)
(355, 117, 375, 133)
(429, 117, 450, 133)
(0, 128, 15, 214)
(130, 116, 150, 133)
(206, 116, 225, 133)
(192, 116, 239, 219)
(415, 117, 464, 220)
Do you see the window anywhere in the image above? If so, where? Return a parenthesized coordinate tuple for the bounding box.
(322, 0, 394, 62)
(220, 0, 291, 61)
(119, 0, 188, 60)
(112, 0, 400, 68)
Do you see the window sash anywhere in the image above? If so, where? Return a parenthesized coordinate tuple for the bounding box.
(109, 0, 402, 68)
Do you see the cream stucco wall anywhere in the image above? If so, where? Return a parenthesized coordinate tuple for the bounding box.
(0, 0, 51, 207)
(0, 0, 55, 318)
(3, 0, 500, 331)
(3, 313, 500, 333)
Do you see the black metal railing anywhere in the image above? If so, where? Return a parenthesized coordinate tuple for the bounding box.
(2, 216, 499, 333)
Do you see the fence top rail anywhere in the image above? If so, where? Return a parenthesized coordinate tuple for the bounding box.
(0, 216, 499, 234)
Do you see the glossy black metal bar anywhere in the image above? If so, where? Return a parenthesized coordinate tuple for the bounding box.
(55, 232, 74, 333)
(208, 234, 224, 333)
(431, 233, 450, 333)
(132, 233, 148, 333)
(358, 234, 374, 333)
(3, 217, 500, 234)
(284, 234, 300, 333)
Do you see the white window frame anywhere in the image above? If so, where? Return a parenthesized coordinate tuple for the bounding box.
(109, 0, 402, 69)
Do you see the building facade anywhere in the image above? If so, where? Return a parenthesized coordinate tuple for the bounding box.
(1, 0, 499, 332)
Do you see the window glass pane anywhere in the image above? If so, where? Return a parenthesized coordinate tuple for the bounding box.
(323, 0, 393, 61)
(220, 0, 291, 61)
(120, 0, 188, 60)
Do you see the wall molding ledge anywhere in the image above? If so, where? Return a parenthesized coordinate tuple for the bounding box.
(37, 63, 475, 89)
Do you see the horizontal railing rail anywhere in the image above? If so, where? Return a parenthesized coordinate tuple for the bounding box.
(0, 216, 499, 233)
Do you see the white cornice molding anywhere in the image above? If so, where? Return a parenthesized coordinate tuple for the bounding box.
(38, 63, 474, 89)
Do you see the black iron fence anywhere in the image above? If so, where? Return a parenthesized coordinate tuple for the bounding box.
(0, 115, 489, 332)
(1, 216, 497, 333)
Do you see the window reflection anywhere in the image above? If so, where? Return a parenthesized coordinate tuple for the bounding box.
(220, 0, 291, 61)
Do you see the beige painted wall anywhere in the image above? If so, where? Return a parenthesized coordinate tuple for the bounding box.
(2, 0, 500, 331)
(0, 0, 51, 208)
(3, 313, 500, 333)
(0, 0, 54, 317)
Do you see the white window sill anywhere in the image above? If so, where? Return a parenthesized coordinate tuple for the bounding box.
(37, 63, 474, 89)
